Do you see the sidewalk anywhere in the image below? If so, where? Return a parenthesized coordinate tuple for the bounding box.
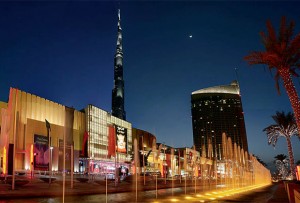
(0, 175, 199, 199)
(0, 176, 149, 199)
(267, 181, 290, 203)
(0, 175, 293, 202)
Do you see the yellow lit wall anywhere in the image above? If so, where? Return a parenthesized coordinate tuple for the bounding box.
(132, 128, 157, 172)
(5, 88, 86, 171)
(0, 101, 7, 112)
(132, 128, 156, 150)
(0, 101, 8, 172)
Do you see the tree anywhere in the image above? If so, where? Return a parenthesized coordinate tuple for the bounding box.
(274, 154, 289, 180)
(244, 16, 300, 134)
(263, 111, 298, 179)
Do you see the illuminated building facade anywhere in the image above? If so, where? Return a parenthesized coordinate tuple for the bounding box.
(0, 88, 85, 174)
(132, 128, 158, 173)
(191, 81, 248, 159)
(154, 143, 180, 178)
(85, 104, 132, 174)
(0, 10, 132, 176)
(153, 144, 206, 179)
(0, 89, 133, 176)
(0, 101, 8, 174)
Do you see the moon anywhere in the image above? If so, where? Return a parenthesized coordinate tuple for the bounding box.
(189, 35, 193, 38)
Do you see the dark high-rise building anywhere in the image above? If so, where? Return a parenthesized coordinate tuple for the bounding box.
(191, 81, 248, 159)
(112, 9, 126, 120)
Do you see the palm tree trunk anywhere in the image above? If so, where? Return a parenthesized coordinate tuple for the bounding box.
(279, 68, 300, 136)
(286, 137, 296, 180)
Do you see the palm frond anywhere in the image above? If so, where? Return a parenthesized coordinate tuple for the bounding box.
(274, 154, 288, 161)
(263, 111, 298, 147)
(245, 16, 300, 80)
(244, 51, 281, 68)
(272, 111, 295, 127)
(263, 125, 281, 146)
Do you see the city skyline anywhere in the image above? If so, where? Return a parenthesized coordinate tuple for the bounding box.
(0, 1, 300, 167)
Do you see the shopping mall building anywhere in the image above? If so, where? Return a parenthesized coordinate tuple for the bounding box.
(0, 88, 133, 176)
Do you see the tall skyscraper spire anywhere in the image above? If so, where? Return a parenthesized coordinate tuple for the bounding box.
(112, 9, 126, 120)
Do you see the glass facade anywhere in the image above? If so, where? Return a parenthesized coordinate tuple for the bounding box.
(191, 81, 248, 159)
(85, 105, 132, 173)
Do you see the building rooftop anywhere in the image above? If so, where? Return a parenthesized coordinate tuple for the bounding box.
(192, 80, 240, 95)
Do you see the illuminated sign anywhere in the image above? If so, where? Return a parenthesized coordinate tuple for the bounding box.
(116, 126, 127, 153)
(34, 134, 49, 171)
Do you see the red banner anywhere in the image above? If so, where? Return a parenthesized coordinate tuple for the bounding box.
(108, 125, 116, 158)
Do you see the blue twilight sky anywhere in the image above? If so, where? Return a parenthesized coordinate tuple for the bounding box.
(1, 1, 300, 167)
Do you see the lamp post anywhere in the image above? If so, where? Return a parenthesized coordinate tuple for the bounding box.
(50, 146, 53, 184)
(33, 152, 37, 179)
(45, 119, 51, 186)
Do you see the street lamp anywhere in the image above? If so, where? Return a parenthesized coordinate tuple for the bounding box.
(50, 146, 53, 182)
(45, 119, 51, 186)
(33, 152, 37, 179)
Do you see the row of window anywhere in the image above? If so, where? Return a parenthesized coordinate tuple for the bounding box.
(192, 98, 241, 107)
(87, 105, 133, 160)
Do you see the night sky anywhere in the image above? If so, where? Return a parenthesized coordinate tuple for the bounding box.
(1, 1, 300, 168)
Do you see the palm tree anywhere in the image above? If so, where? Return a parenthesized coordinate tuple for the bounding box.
(274, 154, 289, 180)
(244, 16, 300, 133)
(264, 111, 298, 179)
(274, 154, 288, 162)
